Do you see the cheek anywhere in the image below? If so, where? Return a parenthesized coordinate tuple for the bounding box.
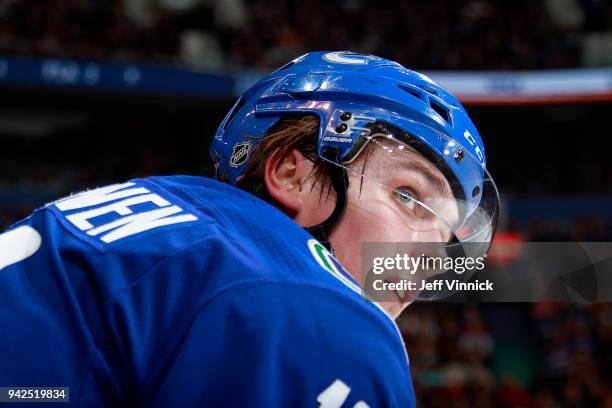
(337, 208, 371, 242)
(348, 206, 395, 241)
(327, 206, 371, 281)
(329, 205, 402, 279)
(346, 190, 409, 242)
(297, 187, 336, 226)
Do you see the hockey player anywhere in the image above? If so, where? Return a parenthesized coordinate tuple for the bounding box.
(0, 52, 498, 407)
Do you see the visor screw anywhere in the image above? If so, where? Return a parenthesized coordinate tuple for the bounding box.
(454, 149, 464, 163)
(472, 186, 480, 197)
(336, 123, 348, 133)
(340, 111, 352, 121)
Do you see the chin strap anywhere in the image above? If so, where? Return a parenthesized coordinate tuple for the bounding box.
(305, 148, 349, 252)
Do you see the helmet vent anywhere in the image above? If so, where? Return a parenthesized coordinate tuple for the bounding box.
(397, 84, 426, 102)
(420, 85, 439, 96)
(429, 99, 452, 125)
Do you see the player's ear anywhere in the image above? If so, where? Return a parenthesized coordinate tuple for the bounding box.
(264, 148, 314, 216)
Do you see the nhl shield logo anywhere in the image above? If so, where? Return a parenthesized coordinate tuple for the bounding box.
(229, 141, 251, 168)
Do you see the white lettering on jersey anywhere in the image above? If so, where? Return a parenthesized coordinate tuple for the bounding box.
(54, 182, 198, 244)
(0, 226, 42, 270)
(65, 193, 170, 230)
(54, 182, 149, 211)
(317, 379, 369, 408)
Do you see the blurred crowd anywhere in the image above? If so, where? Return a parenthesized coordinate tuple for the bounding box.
(520, 216, 612, 241)
(401, 303, 612, 408)
(1, 0, 612, 70)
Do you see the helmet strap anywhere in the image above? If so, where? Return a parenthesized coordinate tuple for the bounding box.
(305, 147, 348, 252)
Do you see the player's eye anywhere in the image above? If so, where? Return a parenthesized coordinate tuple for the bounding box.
(394, 189, 418, 212)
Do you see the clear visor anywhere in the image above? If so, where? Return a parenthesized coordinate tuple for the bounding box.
(321, 134, 499, 300)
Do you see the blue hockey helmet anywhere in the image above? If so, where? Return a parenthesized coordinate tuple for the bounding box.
(210, 51, 499, 254)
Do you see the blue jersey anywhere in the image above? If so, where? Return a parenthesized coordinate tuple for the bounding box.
(0, 176, 415, 407)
